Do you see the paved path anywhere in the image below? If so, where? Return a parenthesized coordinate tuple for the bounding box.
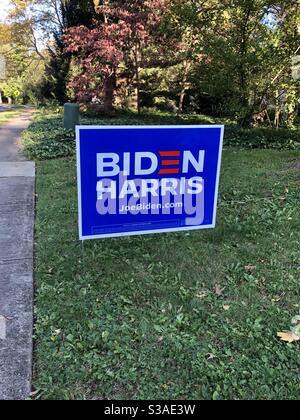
(0, 109, 35, 400)
(0, 105, 11, 112)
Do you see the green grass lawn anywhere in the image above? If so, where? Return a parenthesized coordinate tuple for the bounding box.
(33, 147, 300, 400)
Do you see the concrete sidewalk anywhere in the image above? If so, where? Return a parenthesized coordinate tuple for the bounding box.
(0, 109, 35, 400)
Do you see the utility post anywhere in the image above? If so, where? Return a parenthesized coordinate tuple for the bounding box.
(63, 103, 80, 131)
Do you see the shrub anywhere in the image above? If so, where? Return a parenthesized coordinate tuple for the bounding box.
(22, 115, 75, 160)
(22, 111, 300, 161)
(225, 126, 300, 150)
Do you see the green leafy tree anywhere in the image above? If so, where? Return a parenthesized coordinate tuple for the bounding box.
(0, 20, 44, 104)
(0, 78, 23, 103)
(8, 0, 98, 104)
(185, 0, 300, 126)
(65, 0, 173, 112)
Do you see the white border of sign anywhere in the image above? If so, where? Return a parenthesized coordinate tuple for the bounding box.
(76, 125, 224, 240)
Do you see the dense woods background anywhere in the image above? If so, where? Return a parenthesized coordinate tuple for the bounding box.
(0, 0, 299, 128)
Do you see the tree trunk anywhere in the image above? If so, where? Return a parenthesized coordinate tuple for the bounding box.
(135, 69, 141, 114)
(178, 90, 186, 114)
(134, 45, 141, 114)
(274, 110, 280, 130)
(274, 89, 280, 130)
(237, 7, 252, 127)
(178, 61, 191, 114)
(103, 71, 116, 113)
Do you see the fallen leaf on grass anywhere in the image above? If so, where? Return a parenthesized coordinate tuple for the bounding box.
(245, 265, 256, 273)
(207, 353, 217, 360)
(196, 291, 209, 299)
(223, 305, 230, 311)
(30, 390, 40, 397)
(277, 331, 300, 343)
(214, 285, 225, 296)
(272, 293, 285, 303)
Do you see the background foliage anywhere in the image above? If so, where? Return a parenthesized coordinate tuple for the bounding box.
(1, 0, 299, 128)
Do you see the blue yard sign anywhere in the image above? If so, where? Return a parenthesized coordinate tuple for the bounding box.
(76, 125, 224, 240)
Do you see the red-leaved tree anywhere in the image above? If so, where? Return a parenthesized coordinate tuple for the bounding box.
(64, 0, 170, 112)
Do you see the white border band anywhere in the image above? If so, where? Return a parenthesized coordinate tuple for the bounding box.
(76, 125, 224, 240)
